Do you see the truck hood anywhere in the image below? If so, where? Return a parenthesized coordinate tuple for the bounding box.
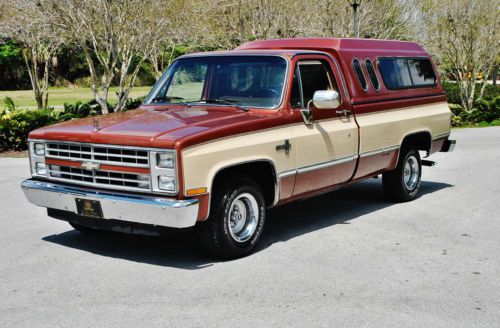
(29, 106, 272, 149)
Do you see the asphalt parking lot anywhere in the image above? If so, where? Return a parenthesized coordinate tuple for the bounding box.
(1, 127, 499, 327)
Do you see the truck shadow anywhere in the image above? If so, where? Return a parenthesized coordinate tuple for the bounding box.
(42, 179, 452, 269)
(258, 180, 452, 251)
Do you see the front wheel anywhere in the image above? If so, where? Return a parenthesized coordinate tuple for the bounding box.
(382, 148, 422, 202)
(196, 178, 266, 260)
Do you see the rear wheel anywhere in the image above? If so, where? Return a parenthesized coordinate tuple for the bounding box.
(196, 178, 265, 260)
(382, 148, 422, 202)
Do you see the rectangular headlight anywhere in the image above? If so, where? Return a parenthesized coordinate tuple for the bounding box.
(156, 152, 175, 169)
(34, 143, 45, 156)
(150, 150, 177, 194)
(158, 175, 175, 191)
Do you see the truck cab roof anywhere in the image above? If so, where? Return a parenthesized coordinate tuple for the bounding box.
(237, 37, 428, 56)
(181, 38, 443, 105)
(229, 38, 443, 105)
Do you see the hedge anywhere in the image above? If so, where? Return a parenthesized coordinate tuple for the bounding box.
(0, 97, 145, 151)
(1, 85, 499, 152)
(443, 81, 499, 105)
(450, 96, 500, 127)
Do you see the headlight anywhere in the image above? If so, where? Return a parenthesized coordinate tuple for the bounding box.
(156, 152, 175, 168)
(34, 143, 45, 156)
(158, 175, 176, 191)
(35, 162, 47, 175)
(150, 150, 177, 194)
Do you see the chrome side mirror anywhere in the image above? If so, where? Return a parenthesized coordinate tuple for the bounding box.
(312, 90, 340, 109)
(299, 90, 341, 126)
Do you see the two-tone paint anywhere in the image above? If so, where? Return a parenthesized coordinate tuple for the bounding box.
(27, 38, 453, 224)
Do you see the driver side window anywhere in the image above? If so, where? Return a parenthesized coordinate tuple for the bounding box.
(290, 60, 339, 108)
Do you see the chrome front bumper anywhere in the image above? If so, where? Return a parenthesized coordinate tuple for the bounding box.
(21, 179, 199, 228)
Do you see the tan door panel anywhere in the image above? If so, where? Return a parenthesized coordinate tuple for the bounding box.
(291, 113, 358, 195)
(290, 56, 359, 196)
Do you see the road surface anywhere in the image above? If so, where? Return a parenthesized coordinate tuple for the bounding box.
(1, 127, 499, 327)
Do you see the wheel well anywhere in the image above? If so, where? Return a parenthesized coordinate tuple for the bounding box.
(212, 161, 277, 207)
(401, 132, 432, 155)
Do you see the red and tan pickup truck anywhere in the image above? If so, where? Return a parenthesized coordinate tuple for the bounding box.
(22, 38, 455, 259)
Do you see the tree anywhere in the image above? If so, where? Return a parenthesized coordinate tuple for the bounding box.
(145, 0, 199, 80)
(38, 0, 175, 113)
(419, 0, 499, 111)
(0, 0, 62, 109)
(313, 0, 418, 40)
(198, 0, 307, 50)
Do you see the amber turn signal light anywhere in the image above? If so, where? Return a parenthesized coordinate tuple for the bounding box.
(186, 187, 207, 196)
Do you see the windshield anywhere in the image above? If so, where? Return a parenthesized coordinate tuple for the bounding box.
(145, 55, 287, 109)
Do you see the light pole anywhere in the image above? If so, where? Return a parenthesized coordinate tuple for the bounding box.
(348, 0, 361, 38)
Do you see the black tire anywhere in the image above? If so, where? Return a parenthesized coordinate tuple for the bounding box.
(382, 147, 422, 202)
(196, 178, 266, 260)
(69, 222, 100, 234)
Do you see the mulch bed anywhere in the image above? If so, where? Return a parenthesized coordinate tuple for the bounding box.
(0, 150, 29, 158)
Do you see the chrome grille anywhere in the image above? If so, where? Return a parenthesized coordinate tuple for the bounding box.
(47, 164, 151, 192)
(46, 142, 149, 167)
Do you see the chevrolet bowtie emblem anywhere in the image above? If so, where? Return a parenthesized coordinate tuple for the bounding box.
(81, 161, 100, 171)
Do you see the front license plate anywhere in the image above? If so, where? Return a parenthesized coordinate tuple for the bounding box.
(76, 198, 103, 218)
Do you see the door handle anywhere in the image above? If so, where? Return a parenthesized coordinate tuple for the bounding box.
(336, 109, 351, 117)
(276, 139, 291, 155)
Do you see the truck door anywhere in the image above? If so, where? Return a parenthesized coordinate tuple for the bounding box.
(290, 55, 358, 196)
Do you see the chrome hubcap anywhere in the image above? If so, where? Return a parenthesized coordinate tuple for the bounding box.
(228, 192, 259, 243)
(403, 155, 420, 191)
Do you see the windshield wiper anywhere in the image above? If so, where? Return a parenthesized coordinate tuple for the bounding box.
(151, 96, 191, 107)
(199, 98, 249, 112)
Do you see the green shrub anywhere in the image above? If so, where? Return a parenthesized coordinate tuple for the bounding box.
(443, 82, 461, 104)
(482, 84, 500, 101)
(0, 108, 63, 151)
(60, 99, 105, 120)
(443, 81, 500, 105)
(450, 96, 500, 126)
(123, 96, 145, 111)
(490, 119, 500, 126)
(74, 76, 94, 88)
(0, 96, 146, 151)
(134, 62, 157, 86)
(451, 115, 462, 127)
(3, 97, 16, 112)
(449, 103, 465, 127)
(470, 97, 500, 123)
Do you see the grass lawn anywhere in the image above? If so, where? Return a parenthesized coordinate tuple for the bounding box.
(0, 86, 152, 109)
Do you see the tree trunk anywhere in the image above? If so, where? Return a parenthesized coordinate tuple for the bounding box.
(150, 54, 162, 81)
(115, 56, 147, 112)
(22, 48, 43, 110)
(468, 77, 476, 111)
(41, 52, 51, 109)
(456, 75, 470, 112)
(81, 43, 110, 114)
(478, 65, 493, 101)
